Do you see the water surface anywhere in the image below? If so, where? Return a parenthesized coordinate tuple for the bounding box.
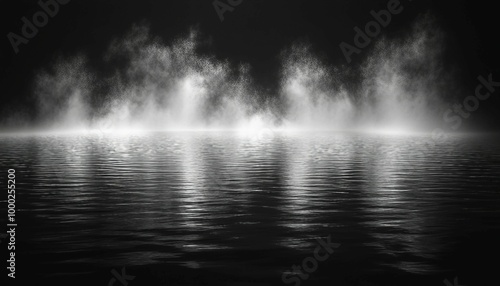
(1, 132, 499, 285)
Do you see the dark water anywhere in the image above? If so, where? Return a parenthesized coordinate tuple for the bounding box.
(1, 132, 500, 285)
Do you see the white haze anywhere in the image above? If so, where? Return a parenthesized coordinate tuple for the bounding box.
(32, 15, 451, 134)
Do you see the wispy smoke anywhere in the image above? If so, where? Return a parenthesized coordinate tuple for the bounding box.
(279, 42, 355, 130)
(35, 55, 94, 129)
(358, 13, 450, 131)
(100, 25, 272, 131)
(280, 13, 451, 132)
(30, 14, 453, 133)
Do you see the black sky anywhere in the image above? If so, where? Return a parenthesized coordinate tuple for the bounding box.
(1, 0, 499, 130)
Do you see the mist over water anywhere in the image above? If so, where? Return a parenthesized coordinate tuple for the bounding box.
(4, 9, 500, 285)
(31, 15, 450, 134)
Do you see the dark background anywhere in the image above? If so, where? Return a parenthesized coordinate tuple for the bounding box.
(0, 0, 499, 130)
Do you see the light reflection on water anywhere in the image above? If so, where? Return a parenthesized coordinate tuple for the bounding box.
(1, 132, 500, 280)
